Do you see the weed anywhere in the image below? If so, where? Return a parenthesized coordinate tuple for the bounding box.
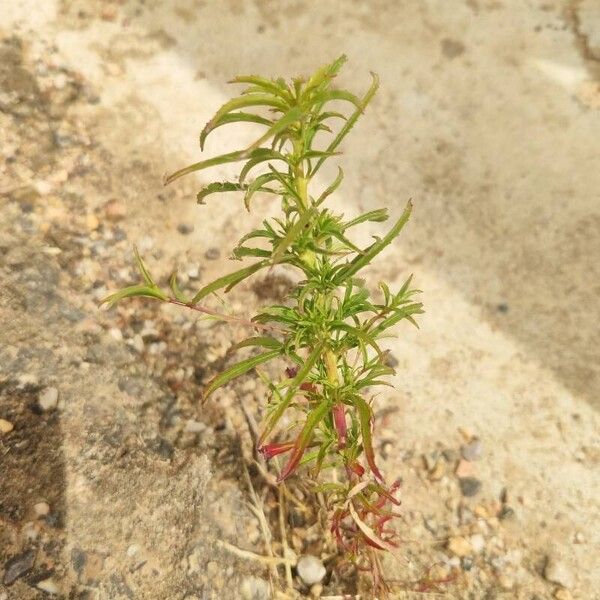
(103, 55, 423, 594)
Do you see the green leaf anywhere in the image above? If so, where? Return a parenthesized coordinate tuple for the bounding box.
(246, 106, 303, 152)
(315, 167, 343, 206)
(169, 272, 190, 303)
(311, 88, 363, 110)
(196, 181, 244, 204)
(235, 336, 282, 351)
(230, 75, 292, 100)
(200, 112, 273, 150)
(101, 285, 167, 308)
(304, 55, 347, 93)
(239, 149, 288, 183)
(134, 245, 155, 286)
(259, 343, 324, 445)
(191, 260, 269, 304)
(334, 201, 412, 283)
(271, 207, 317, 264)
(232, 245, 272, 259)
(312, 71, 379, 177)
(243, 172, 280, 211)
(204, 349, 281, 400)
(206, 93, 287, 129)
(344, 208, 389, 229)
(165, 149, 248, 185)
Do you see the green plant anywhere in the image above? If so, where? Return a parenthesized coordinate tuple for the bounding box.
(103, 55, 423, 593)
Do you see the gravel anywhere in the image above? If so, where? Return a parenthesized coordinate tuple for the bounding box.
(459, 476, 482, 497)
(3, 549, 36, 585)
(296, 555, 326, 586)
(461, 437, 483, 461)
(544, 554, 575, 589)
(38, 386, 59, 411)
(0, 418, 14, 433)
(240, 576, 270, 600)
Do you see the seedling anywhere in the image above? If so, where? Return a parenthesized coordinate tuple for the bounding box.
(103, 55, 423, 594)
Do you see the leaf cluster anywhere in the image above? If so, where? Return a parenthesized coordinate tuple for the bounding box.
(102, 55, 423, 581)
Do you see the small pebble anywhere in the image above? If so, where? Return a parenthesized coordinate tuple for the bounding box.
(458, 426, 474, 441)
(184, 420, 206, 433)
(296, 555, 326, 586)
(447, 536, 472, 557)
(498, 506, 515, 520)
(38, 387, 59, 411)
(185, 263, 200, 280)
(36, 578, 60, 595)
(177, 223, 194, 235)
(544, 554, 574, 589)
(108, 327, 123, 341)
(33, 502, 50, 518)
(204, 247, 220, 260)
(459, 477, 482, 497)
(240, 576, 270, 600)
(103, 199, 127, 221)
(86, 213, 100, 231)
(470, 533, 485, 553)
(0, 418, 14, 434)
(3, 549, 36, 585)
(554, 589, 574, 600)
(461, 437, 483, 461)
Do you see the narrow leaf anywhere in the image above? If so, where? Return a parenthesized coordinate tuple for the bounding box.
(101, 285, 167, 308)
(191, 260, 269, 304)
(230, 75, 291, 100)
(354, 395, 383, 483)
(239, 149, 288, 183)
(200, 112, 273, 150)
(246, 106, 303, 152)
(271, 207, 316, 264)
(165, 150, 247, 185)
(134, 245, 154, 286)
(169, 272, 190, 303)
(259, 343, 324, 445)
(344, 208, 389, 229)
(312, 71, 379, 177)
(235, 336, 282, 351)
(334, 201, 412, 283)
(278, 399, 330, 482)
(197, 181, 244, 204)
(204, 349, 281, 400)
(315, 167, 343, 206)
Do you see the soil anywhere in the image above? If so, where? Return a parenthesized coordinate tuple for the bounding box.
(1, 2, 599, 599)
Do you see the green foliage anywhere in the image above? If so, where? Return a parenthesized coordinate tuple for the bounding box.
(102, 55, 423, 591)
